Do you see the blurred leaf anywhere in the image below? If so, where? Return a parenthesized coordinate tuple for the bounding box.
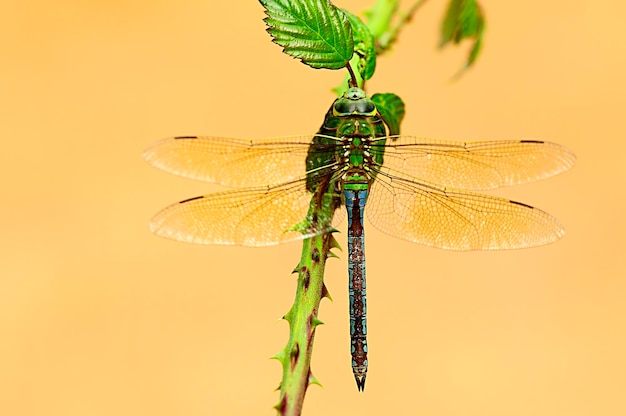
(363, 0, 398, 52)
(260, 0, 354, 69)
(342, 9, 377, 81)
(371, 93, 405, 136)
(440, 0, 485, 70)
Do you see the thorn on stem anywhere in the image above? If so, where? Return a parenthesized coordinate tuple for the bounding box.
(321, 284, 333, 301)
(310, 315, 324, 328)
(308, 369, 322, 387)
(274, 395, 288, 413)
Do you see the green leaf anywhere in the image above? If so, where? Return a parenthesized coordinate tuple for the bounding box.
(440, 0, 485, 70)
(342, 9, 376, 81)
(371, 93, 405, 136)
(259, 0, 354, 69)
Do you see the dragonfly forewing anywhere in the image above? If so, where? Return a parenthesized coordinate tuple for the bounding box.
(379, 137, 576, 190)
(142, 136, 316, 187)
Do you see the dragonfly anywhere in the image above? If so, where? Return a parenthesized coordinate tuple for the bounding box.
(143, 87, 575, 391)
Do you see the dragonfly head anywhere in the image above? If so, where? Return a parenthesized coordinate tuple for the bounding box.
(333, 88, 377, 117)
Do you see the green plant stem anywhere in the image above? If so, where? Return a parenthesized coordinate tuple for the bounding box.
(335, 0, 429, 93)
(367, 0, 430, 53)
(274, 230, 338, 415)
(381, 0, 430, 52)
(365, 0, 399, 42)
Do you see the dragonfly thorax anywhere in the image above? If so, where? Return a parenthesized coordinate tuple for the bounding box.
(341, 136, 373, 171)
(305, 88, 389, 192)
(337, 119, 377, 137)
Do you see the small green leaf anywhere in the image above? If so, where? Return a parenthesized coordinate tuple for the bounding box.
(259, 0, 354, 69)
(342, 9, 376, 81)
(440, 0, 485, 70)
(371, 93, 405, 136)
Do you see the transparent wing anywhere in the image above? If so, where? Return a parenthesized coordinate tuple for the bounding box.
(380, 137, 576, 190)
(143, 136, 316, 187)
(366, 167, 565, 250)
(149, 179, 345, 247)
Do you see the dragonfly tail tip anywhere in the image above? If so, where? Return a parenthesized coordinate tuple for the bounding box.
(354, 374, 366, 392)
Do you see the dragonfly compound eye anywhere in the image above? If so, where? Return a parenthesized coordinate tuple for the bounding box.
(355, 100, 376, 115)
(333, 88, 377, 117)
(334, 99, 358, 116)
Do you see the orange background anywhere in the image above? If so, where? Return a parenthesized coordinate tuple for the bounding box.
(1, 1, 624, 415)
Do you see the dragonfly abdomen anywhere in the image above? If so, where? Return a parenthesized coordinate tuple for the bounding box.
(344, 182, 369, 391)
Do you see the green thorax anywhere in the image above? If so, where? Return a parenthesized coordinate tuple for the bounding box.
(306, 88, 388, 192)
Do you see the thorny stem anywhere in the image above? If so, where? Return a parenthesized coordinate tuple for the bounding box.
(274, 180, 341, 415)
(274, 231, 339, 416)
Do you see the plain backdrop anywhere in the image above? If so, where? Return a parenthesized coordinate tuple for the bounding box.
(1, 1, 625, 415)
